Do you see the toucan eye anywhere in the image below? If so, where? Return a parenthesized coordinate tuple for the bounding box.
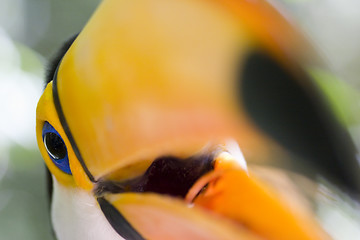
(42, 121, 71, 174)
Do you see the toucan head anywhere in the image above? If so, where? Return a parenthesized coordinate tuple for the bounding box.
(36, 0, 359, 239)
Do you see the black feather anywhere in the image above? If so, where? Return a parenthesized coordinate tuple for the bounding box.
(45, 34, 78, 86)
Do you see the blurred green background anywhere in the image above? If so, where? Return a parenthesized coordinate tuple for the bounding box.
(0, 0, 359, 239)
(0, 1, 101, 239)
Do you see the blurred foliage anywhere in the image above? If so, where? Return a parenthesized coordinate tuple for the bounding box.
(0, 145, 54, 240)
(30, 0, 101, 59)
(311, 69, 360, 126)
(15, 43, 44, 77)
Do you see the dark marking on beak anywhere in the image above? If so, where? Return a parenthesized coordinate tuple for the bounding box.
(94, 154, 214, 198)
(52, 59, 95, 182)
(97, 197, 145, 240)
(240, 50, 360, 193)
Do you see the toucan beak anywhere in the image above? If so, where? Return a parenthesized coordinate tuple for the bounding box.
(56, 0, 242, 179)
(54, 0, 328, 239)
(97, 149, 326, 240)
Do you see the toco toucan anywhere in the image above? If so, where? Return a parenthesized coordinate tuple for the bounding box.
(36, 0, 360, 239)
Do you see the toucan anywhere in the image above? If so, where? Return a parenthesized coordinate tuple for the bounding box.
(36, 0, 360, 239)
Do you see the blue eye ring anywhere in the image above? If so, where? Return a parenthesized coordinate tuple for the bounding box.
(42, 121, 72, 174)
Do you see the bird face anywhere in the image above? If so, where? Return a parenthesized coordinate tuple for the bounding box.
(36, 0, 358, 239)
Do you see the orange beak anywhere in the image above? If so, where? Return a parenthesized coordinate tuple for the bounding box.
(38, 0, 331, 239)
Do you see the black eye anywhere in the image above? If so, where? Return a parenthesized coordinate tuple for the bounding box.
(44, 132, 67, 160)
(42, 122, 71, 174)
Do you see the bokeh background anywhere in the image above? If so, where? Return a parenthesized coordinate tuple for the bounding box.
(0, 0, 359, 239)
